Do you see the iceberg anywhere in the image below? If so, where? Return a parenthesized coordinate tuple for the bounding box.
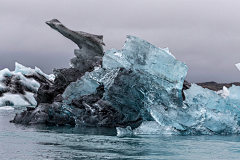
(11, 19, 240, 136)
(0, 63, 54, 106)
(185, 84, 240, 121)
(116, 126, 133, 137)
(62, 35, 188, 124)
(216, 86, 230, 98)
(125, 84, 240, 136)
(235, 63, 240, 71)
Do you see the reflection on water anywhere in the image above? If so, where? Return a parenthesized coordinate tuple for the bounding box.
(1, 106, 240, 159)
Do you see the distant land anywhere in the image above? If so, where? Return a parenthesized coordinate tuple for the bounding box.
(197, 81, 240, 91)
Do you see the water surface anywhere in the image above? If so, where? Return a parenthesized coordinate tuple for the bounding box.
(1, 106, 240, 159)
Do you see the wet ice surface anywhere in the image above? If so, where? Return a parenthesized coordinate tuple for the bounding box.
(1, 107, 240, 160)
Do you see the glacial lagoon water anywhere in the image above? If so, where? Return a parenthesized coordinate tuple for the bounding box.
(1, 106, 240, 160)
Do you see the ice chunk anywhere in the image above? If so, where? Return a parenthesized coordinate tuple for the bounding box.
(235, 63, 240, 71)
(0, 63, 51, 106)
(35, 67, 55, 81)
(228, 85, 240, 100)
(134, 121, 179, 135)
(62, 68, 119, 104)
(184, 84, 227, 111)
(14, 62, 35, 75)
(143, 84, 240, 134)
(103, 36, 187, 121)
(226, 85, 240, 119)
(104, 36, 187, 86)
(223, 86, 230, 97)
(216, 86, 230, 98)
(65, 35, 188, 123)
(0, 62, 52, 94)
(103, 48, 131, 69)
(62, 72, 100, 104)
(141, 103, 240, 134)
(184, 84, 240, 121)
(103, 35, 187, 106)
(14, 62, 55, 81)
(137, 83, 240, 134)
(116, 126, 133, 137)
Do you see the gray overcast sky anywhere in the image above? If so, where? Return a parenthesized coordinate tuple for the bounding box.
(1, 0, 240, 83)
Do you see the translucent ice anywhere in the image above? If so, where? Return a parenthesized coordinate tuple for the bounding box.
(133, 121, 179, 135)
(133, 84, 240, 135)
(103, 35, 187, 88)
(184, 84, 240, 120)
(62, 68, 119, 104)
(63, 35, 188, 124)
(62, 72, 100, 104)
(148, 103, 240, 134)
(184, 84, 225, 110)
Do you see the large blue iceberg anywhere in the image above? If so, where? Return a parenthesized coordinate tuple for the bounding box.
(62, 35, 188, 124)
(12, 19, 240, 136)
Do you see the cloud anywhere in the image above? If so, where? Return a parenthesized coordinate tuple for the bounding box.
(1, 0, 240, 83)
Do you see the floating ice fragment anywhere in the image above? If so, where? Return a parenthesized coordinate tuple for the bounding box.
(133, 121, 179, 135)
(116, 126, 133, 137)
(235, 63, 240, 71)
(216, 86, 230, 98)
